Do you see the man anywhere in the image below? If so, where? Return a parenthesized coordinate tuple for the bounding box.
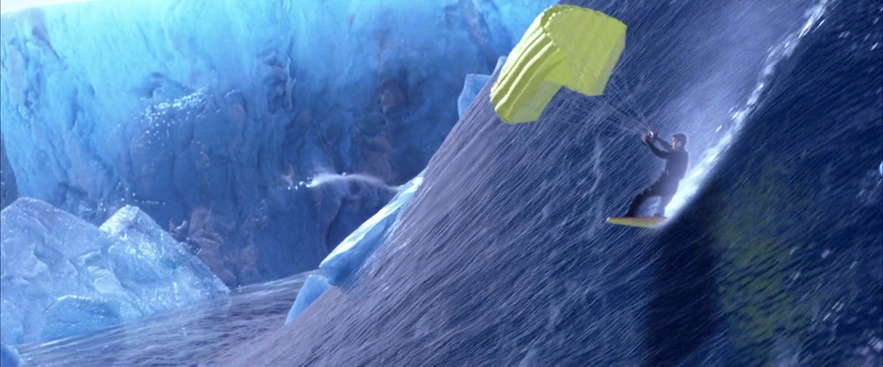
(623, 130, 689, 218)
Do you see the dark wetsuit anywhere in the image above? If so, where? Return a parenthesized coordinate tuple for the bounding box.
(625, 137, 689, 217)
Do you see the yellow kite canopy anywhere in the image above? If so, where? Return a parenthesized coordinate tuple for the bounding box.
(490, 5, 627, 124)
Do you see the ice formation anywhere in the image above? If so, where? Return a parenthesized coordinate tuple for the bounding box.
(0, 198, 228, 344)
(320, 171, 424, 286)
(284, 274, 331, 325)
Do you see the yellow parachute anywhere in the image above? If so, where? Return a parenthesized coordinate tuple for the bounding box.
(490, 5, 627, 124)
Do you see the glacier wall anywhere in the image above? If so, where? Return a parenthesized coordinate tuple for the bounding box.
(0, 134, 16, 210)
(0, 198, 229, 345)
(0, 0, 554, 286)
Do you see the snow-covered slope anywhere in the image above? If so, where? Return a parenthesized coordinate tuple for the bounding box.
(0, 0, 555, 286)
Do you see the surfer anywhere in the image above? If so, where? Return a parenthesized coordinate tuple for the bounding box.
(622, 130, 689, 218)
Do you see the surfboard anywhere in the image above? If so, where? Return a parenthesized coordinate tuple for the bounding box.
(606, 217, 667, 228)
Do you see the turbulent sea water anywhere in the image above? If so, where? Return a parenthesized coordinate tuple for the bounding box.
(16, 271, 318, 366)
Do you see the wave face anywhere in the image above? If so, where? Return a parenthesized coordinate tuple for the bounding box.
(224, 0, 881, 366)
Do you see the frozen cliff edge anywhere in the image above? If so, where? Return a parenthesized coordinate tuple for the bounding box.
(0, 198, 228, 345)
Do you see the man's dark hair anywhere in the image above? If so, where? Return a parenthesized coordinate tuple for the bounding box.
(673, 133, 687, 146)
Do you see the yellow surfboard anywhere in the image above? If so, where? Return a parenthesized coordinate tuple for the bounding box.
(606, 217, 667, 228)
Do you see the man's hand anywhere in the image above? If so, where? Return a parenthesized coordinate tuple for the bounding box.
(643, 130, 655, 143)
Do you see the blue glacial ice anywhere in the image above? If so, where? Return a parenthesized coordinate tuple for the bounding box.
(0, 344, 21, 367)
(320, 171, 424, 286)
(284, 274, 331, 325)
(0, 134, 15, 210)
(457, 56, 506, 117)
(0, 0, 555, 286)
(0, 198, 228, 345)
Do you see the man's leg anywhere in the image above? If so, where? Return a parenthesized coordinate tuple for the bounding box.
(624, 187, 657, 217)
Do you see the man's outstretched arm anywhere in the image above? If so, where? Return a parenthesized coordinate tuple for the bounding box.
(655, 137, 673, 150)
(643, 136, 669, 158)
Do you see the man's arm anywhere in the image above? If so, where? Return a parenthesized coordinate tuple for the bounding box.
(646, 129, 673, 151)
(643, 136, 669, 158)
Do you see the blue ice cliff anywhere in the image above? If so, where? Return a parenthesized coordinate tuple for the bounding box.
(0, 0, 555, 287)
(0, 198, 228, 345)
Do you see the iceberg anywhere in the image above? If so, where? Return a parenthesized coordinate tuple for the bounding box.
(98, 205, 230, 306)
(0, 0, 555, 286)
(0, 198, 228, 345)
(284, 274, 331, 325)
(0, 344, 21, 367)
(320, 171, 424, 286)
